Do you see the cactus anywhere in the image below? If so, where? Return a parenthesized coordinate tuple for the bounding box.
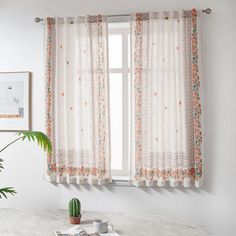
(69, 198, 81, 217)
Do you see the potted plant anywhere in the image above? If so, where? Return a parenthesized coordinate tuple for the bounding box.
(69, 198, 81, 224)
(0, 131, 51, 199)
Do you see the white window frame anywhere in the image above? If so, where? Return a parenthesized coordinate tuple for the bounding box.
(108, 22, 130, 179)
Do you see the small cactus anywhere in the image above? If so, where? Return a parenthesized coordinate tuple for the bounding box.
(69, 198, 81, 217)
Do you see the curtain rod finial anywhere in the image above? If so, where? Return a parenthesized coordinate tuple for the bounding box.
(34, 17, 43, 23)
(202, 8, 211, 14)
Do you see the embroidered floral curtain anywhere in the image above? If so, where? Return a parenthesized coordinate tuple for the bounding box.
(45, 16, 111, 185)
(130, 10, 203, 187)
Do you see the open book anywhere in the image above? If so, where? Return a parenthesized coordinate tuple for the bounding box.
(55, 225, 119, 236)
(55, 226, 98, 236)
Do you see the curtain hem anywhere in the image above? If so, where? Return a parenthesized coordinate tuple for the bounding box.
(44, 174, 112, 186)
(132, 178, 202, 188)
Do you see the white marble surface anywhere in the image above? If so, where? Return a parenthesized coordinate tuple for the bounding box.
(0, 208, 209, 236)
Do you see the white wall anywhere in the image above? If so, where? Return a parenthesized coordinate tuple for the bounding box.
(0, 0, 235, 235)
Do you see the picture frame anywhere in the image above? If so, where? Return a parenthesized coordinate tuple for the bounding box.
(0, 71, 31, 131)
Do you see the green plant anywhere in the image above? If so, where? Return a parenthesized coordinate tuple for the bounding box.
(0, 131, 52, 199)
(69, 198, 81, 217)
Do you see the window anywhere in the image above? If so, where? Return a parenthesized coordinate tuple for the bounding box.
(108, 21, 130, 179)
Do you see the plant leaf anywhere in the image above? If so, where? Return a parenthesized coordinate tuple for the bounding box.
(0, 187, 16, 199)
(0, 159, 3, 172)
(17, 131, 52, 154)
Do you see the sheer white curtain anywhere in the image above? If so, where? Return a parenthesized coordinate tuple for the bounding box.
(130, 10, 203, 187)
(45, 16, 111, 185)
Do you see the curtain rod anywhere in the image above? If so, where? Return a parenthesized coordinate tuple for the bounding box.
(34, 8, 211, 23)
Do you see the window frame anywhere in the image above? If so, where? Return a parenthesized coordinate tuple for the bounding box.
(108, 24, 131, 179)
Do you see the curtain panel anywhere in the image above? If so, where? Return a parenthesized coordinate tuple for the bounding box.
(45, 16, 111, 185)
(130, 9, 203, 187)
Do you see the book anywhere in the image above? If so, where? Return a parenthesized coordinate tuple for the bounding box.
(54, 225, 119, 236)
(54, 225, 96, 236)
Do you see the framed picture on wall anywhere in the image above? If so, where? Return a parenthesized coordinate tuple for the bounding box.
(0, 72, 31, 131)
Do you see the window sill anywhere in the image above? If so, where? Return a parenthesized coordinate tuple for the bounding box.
(110, 177, 132, 186)
(110, 176, 134, 186)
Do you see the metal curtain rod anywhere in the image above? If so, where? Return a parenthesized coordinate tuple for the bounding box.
(34, 8, 212, 23)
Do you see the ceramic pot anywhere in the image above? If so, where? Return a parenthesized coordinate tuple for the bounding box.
(69, 215, 81, 224)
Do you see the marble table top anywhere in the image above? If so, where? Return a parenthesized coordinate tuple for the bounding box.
(0, 208, 209, 236)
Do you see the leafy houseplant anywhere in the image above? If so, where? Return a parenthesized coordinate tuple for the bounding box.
(69, 198, 81, 224)
(0, 131, 52, 199)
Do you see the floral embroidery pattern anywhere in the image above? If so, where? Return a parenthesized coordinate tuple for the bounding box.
(131, 10, 203, 187)
(134, 13, 145, 178)
(45, 16, 111, 184)
(191, 9, 203, 180)
(48, 164, 107, 178)
(135, 168, 196, 182)
(45, 18, 56, 168)
(95, 15, 108, 178)
(47, 149, 108, 179)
